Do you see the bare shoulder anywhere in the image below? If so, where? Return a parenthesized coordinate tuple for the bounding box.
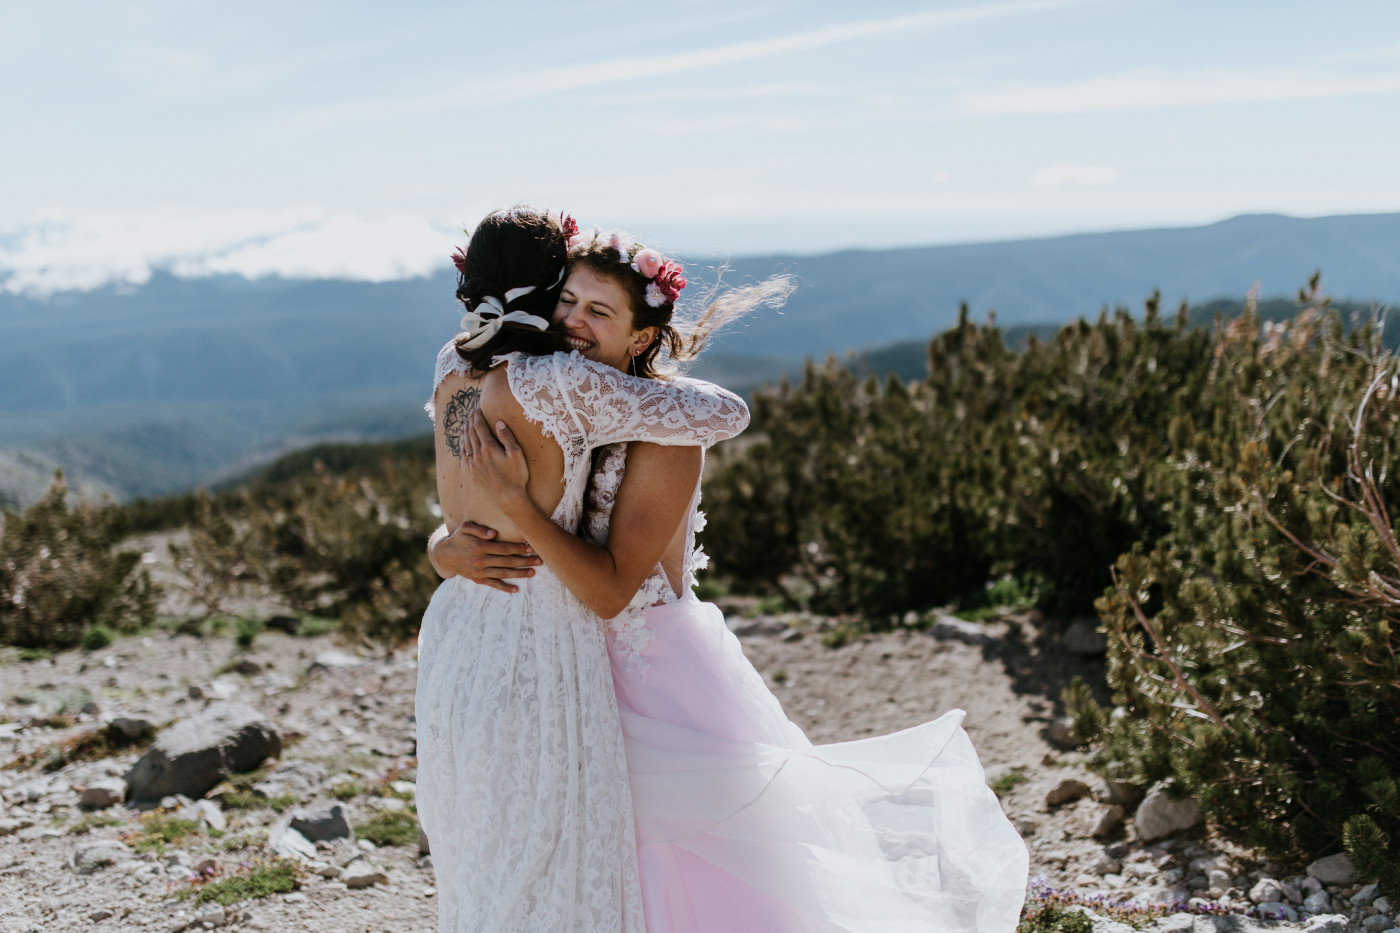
(435, 370, 485, 459)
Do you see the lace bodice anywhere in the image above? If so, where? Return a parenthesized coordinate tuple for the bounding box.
(429, 340, 749, 533)
(583, 443, 711, 673)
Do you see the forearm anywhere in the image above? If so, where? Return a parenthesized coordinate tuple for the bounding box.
(427, 524, 451, 578)
(505, 498, 641, 620)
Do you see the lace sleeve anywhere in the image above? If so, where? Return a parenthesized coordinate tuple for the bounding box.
(426, 338, 470, 424)
(506, 351, 749, 449)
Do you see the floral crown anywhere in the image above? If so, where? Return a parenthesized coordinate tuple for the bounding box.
(569, 227, 686, 308)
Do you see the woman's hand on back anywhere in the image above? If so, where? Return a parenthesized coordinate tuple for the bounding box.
(432, 521, 541, 594)
(465, 409, 533, 517)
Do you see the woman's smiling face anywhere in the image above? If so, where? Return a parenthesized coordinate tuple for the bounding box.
(553, 265, 653, 372)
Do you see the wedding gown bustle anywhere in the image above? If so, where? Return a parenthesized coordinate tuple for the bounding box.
(583, 444, 1030, 933)
(415, 343, 750, 933)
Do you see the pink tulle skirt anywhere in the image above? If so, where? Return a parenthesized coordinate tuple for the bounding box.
(607, 594, 1029, 933)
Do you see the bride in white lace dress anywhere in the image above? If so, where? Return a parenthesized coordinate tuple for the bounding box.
(414, 208, 754, 932)
(445, 229, 1029, 932)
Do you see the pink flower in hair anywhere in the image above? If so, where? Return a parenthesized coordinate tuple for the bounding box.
(560, 214, 578, 239)
(653, 260, 686, 304)
(632, 248, 663, 278)
(452, 246, 468, 276)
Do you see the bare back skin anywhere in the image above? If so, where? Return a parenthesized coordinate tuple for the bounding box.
(434, 364, 564, 542)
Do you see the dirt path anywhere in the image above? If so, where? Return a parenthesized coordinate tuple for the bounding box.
(0, 604, 1363, 932)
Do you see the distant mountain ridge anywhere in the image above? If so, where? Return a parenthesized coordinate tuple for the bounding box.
(2, 211, 1396, 502)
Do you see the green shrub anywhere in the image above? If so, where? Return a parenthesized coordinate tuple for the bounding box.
(355, 808, 419, 846)
(80, 624, 114, 651)
(169, 450, 439, 648)
(0, 473, 158, 649)
(1079, 297, 1400, 885)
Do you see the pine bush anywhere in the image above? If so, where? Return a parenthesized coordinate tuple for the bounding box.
(0, 473, 157, 648)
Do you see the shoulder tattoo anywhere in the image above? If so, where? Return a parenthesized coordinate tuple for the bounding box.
(442, 385, 481, 459)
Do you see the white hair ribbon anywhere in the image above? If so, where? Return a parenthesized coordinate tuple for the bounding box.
(457, 266, 566, 349)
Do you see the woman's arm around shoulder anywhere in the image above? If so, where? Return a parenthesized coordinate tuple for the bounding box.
(505, 351, 749, 450)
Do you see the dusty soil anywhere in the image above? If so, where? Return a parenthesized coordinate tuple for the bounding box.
(0, 590, 1350, 933)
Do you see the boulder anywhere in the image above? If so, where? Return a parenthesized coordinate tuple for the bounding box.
(1062, 619, 1108, 656)
(123, 702, 280, 801)
(252, 761, 325, 800)
(1362, 916, 1393, 933)
(1256, 902, 1299, 923)
(1094, 779, 1144, 808)
(1045, 778, 1092, 806)
(1133, 784, 1203, 842)
(1301, 916, 1350, 933)
(1353, 884, 1381, 908)
(1248, 878, 1285, 904)
(74, 839, 132, 874)
(342, 857, 388, 889)
(269, 823, 316, 861)
(289, 804, 352, 843)
(79, 777, 127, 810)
(108, 716, 156, 743)
(1302, 891, 1332, 915)
(1306, 853, 1360, 885)
(1090, 805, 1125, 839)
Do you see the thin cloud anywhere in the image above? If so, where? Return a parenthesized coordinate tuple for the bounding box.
(1031, 163, 1118, 188)
(292, 0, 1085, 127)
(0, 208, 460, 297)
(963, 68, 1400, 115)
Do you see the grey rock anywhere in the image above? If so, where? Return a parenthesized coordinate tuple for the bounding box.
(1303, 891, 1333, 915)
(1208, 870, 1232, 895)
(175, 799, 226, 833)
(779, 627, 804, 642)
(1302, 877, 1324, 896)
(268, 823, 316, 862)
(1281, 880, 1304, 904)
(726, 615, 787, 637)
(1094, 779, 1145, 808)
(1363, 916, 1394, 932)
(1249, 878, 1285, 904)
(1255, 902, 1299, 922)
(1301, 915, 1350, 933)
(342, 858, 388, 889)
(1134, 784, 1204, 842)
(290, 804, 352, 843)
(418, 829, 431, 856)
(194, 904, 227, 928)
(1046, 778, 1092, 806)
(1014, 816, 1040, 836)
(1092, 852, 1123, 875)
(1091, 805, 1125, 839)
(81, 700, 102, 716)
(930, 616, 994, 646)
(108, 716, 156, 742)
(74, 839, 132, 874)
(123, 702, 280, 801)
(1063, 619, 1108, 655)
(1354, 885, 1382, 908)
(1374, 897, 1393, 915)
(1045, 718, 1081, 749)
(1307, 853, 1360, 885)
(251, 761, 326, 800)
(317, 864, 343, 879)
(314, 649, 363, 668)
(79, 777, 127, 809)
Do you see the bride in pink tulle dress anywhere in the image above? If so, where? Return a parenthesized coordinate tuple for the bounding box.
(438, 230, 1029, 933)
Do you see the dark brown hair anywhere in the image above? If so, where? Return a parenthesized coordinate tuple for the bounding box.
(568, 235, 794, 379)
(452, 206, 569, 371)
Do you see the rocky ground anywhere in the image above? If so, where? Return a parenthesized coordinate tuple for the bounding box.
(0, 599, 1390, 933)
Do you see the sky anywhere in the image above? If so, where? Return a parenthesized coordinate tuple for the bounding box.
(3, 0, 1400, 295)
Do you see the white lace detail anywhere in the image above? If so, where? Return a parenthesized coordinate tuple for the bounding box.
(415, 343, 749, 930)
(585, 446, 717, 673)
(426, 339, 472, 423)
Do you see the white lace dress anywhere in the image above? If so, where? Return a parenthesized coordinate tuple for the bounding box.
(414, 344, 750, 933)
(583, 450, 1030, 933)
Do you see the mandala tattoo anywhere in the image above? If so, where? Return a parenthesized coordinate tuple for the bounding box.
(442, 385, 481, 459)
